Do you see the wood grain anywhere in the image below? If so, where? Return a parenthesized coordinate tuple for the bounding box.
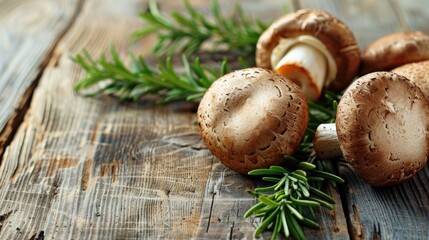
(2, 0, 429, 239)
(0, 0, 82, 159)
(0, 0, 323, 239)
(339, 162, 429, 239)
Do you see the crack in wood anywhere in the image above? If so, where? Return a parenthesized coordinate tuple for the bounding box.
(0, 0, 86, 167)
(0, 210, 14, 231)
(205, 192, 216, 233)
(0, 80, 37, 164)
(371, 223, 382, 240)
(29, 230, 45, 240)
(228, 221, 235, 240)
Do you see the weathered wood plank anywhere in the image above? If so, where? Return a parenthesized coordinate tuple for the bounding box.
(6, 0, 428, 239)
(0, 0, 82, 158)
(300, 1, 429, 239)
(0, 0, 327, 239)
(340, 162, 429, 239)
(0, 0, 214, 238)
(195, 162, 257, 239)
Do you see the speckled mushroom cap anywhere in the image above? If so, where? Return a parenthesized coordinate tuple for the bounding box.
(392, 60, 429, 100)
(197, 68, 308, 174)
(336, 72, 429, 186)
(256, 9, 361, 91)
(361, 31, 429, 74)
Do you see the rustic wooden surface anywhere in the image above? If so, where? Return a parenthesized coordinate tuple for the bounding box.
(0, 0, 428, 239)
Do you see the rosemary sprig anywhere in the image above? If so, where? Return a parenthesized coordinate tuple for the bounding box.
(246, 164, 344, 240)
(73, 46, 228, 102)
(134, 0, 267, 57)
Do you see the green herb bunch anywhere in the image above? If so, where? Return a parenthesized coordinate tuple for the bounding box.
(134, 0, 267, 57)
(73, 47, 228, 102)
(245, 163, 343, 240)
(73, 1, 344, 239)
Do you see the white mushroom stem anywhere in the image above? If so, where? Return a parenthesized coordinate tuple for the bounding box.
(313, 123, 342, 159)
(274, 44, 326, 101)
(270, 36, 337, 101)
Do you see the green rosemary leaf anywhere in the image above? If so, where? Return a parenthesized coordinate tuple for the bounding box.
(298, 161, 316, 170)
(307, 176, 325, 182)
(284, 177, 290, 196)
(290, 172, 307, 182)
(275, 193, 287, 201)
(262, 177, 282, 183)
(311, 170, 345, 184)
(270, 165, 289, 173)
(259, 195, 280, 208)
(272, 213, 282, 240)
(254, 207, 280, 238)
(298, 181, 310, 197)
(291, 197, 321, 208)
(148, 0, 175, 29)
(244, 201, 266, 218)
(300, 217, 321, 230)
(295, 169, 307, 177)
(308, 197, 334, 210)
(285, 210, 306, 240)
(280, 207, 290, 237)
(274, 176, 287, 191)
(248, 168, 282, 176)
(246, 190, 260, 198)
(255, 185, 277, 192)
(286, 204, 304, 220)
(309, 187, 336, 204)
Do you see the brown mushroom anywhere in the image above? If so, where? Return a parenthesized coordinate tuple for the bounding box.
(256, 9, 360, 101)
(361, 31, 429, 74)
(392, 60, 429, 99)
(313, 72, 429, 186)
(197, 68, 308, 174)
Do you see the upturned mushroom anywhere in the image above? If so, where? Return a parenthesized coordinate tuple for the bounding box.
(256, 9, 361, 101)
(197, 68, 308, 174)
(361, 31, 429, 74)
(313, 72, 429, 186)
(392, 60, 429, 99)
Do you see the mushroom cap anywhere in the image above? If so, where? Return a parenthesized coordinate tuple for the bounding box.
(336, 71, 429, 186)
(392, 60, 429, 100)
(256, 9, 360, 91)
(361, 31, 429, 74)
(197, 68, 308, 174)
